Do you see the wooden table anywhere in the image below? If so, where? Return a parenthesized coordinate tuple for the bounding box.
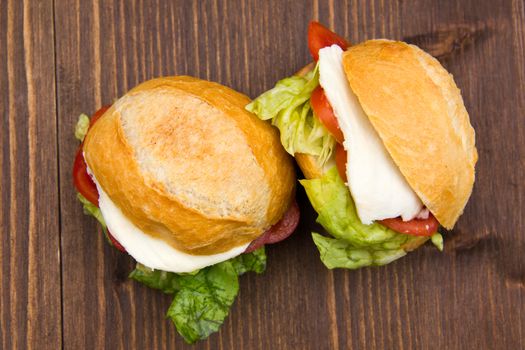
(1, 1, 523, 349)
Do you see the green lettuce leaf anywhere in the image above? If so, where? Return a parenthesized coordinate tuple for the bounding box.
(312, 233, 407, 269)
(129, 248, 266, 344)
(76, 192, 120, 248)
(167, 262, 239, 343)
(229, 246, 266, 275)
(76, 193, 106, 228)
(246, 65, 336, 165)
(300, 168, 423, 269)
(128, 248, 266, 296)
(75, 113, 90, 141)
(129, 263, 181, 294)
(431, 233, 444, 251)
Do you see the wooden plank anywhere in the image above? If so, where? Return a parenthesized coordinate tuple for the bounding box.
(0, 0, 62, 349)
(324, 0, 525, 348)
(54, 0, 524, 349)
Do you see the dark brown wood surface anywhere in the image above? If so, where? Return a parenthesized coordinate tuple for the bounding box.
(1, 0, 524, 349)
(0, 0, 62, 349)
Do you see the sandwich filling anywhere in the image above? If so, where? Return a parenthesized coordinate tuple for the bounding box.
(318, 45, 424, 224)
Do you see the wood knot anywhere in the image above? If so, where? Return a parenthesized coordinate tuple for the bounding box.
(445, 228, 492, 253)
(448, 230, 524, 290)
(499, 241, 525, 290)
(505, 272, 525, 290)
(403, 22, 491, 61)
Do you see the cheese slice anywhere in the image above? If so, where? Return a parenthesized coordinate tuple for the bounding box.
(318, 45, 423, 224)
(89, 167, 249, 273)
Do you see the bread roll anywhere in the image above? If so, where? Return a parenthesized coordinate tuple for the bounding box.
(342, 40, 477, 229)
(295, 39, 477, 249)
(83, 76, 296, 255)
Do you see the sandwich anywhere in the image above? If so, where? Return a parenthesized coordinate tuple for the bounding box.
(247, 22, 477, 269)
(72, 76, 298, 343)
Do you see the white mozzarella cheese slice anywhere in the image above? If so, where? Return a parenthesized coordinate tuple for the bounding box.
(89, 167, 249, 273)
(318, 45, 423, 224)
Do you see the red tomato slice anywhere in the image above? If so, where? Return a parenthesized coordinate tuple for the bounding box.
(311, 86, 344, 143)
(72, 106, 111, 206)
(73, 146, 99, 205)
(107, 230, 127, 252)
(379, 213, 439, 237)
(74, 150, 127, 252)
(335, 143, 347, 182)
(308, 21, 350, 61)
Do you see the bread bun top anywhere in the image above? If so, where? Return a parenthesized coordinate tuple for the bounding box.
(83, 76, 295, 255)
(342, 40, 477, 229)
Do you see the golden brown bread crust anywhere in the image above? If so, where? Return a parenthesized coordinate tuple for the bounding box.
(294, 63, 429, 251)
(343, 40, 477, 229)
(83, 76, 295, 255)
(295, 153, 324, 179)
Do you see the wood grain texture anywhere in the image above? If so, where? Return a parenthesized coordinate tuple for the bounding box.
(0, 0, 62, 349)
(0, 0, 520, 348)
